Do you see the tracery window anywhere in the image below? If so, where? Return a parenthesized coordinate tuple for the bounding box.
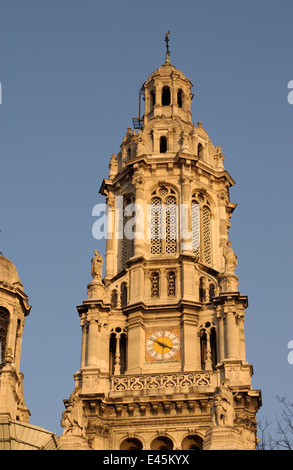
(192, 192, 212, 265)
(150, 187, 177, 255)
(151, 271, 160, 298)
(167, 271, 176, 297)
(121, 195, 135, 269)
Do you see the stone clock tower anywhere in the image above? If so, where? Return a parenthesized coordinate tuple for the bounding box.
(60, 37, 261, 451)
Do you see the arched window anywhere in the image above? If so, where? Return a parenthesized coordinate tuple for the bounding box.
(165, 194, 177, 253)
(160, 136, 167, 153)
(121, 282, 127, 307)
(150, 197, 162, 255)
(121, 195, 135, 270)
(192, 192, 212, 265)
(177, 89, 183, 108)
(199, 278, 216, 303)
(150, 187, 178, 255)
(151, 436, 173, 450)
(202, 206, 212, 265)
(209, 283, 215, 300)
(0, 308, 9, 367)
(199, 277, 206, 302)
(181, 435, 203, 450)
(109, 327, 127, 375)
(150, 90, 156, 108)
(200, 322, 217, 370)
(198, 143, 204, 158)
(162, 86, 171, 106)
(120, 438, 143, 450)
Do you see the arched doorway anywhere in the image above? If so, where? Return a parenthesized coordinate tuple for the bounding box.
(181, 435, 203, 450)
(150, 436, 173, 450)
(120, 437, 143, 450)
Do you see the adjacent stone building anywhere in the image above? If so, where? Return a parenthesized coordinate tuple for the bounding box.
(0, 255, 59, 449)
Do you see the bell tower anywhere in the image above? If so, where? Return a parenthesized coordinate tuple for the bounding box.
(60, 35, 261, 451)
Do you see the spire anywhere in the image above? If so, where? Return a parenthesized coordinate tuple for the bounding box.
(164, 30, 171, 64)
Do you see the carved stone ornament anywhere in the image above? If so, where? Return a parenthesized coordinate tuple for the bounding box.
(91, 250, 103, 281)
(108, 153, 118, 179)
(223, 241, 238, 274)
(210, 379, 235, 427)
(61, 388, 87, 437)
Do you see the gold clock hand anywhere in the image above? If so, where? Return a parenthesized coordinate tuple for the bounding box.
(154, 339, 172, 351)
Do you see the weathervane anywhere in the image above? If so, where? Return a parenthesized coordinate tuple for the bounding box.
(164, 30, 171, 64)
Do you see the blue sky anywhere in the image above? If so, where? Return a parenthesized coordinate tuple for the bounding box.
(0, 0, 292, 437)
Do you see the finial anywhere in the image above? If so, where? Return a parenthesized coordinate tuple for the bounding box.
(164, 30, 171, 64)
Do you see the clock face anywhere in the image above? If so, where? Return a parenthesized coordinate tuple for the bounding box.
(145, 329, 180, 361)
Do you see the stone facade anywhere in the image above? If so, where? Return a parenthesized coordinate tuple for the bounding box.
(60, 49, 262, 451)
(0, 255, 60, 449)
(0, 255, 31, 423)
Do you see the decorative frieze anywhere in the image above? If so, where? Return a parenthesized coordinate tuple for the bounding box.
(110, 371, 213, 392)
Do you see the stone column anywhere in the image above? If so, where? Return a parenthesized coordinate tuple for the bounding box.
(225, 309, 239, 359)
(14, 320, 24, 372)
(86, 317, 99, 367)
(105, 196, 115, 280)
(132, 172, 145, 258)
(181, 314, 199, 371)
(80, 317, 87, 369)
(237, 312, 246, 361)
(5, 312, 16, 364)
(114, 332, 121, 375)
(126, 314, 144, 373)
(205, 328, 213, 370)
(217, 191, 229, 250)
(216, 308, 225, 363)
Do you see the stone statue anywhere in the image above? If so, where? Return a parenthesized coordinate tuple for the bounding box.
(108, 153, 118, 179)
(211, 379, 235, 427)
(181, 131, 190, 153)
(223, 241, 238, 274)
(61, 388, 87, 437)
(91, 250, 103, 281)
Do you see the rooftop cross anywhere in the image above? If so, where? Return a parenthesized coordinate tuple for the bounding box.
(164, 30, 171, 64)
